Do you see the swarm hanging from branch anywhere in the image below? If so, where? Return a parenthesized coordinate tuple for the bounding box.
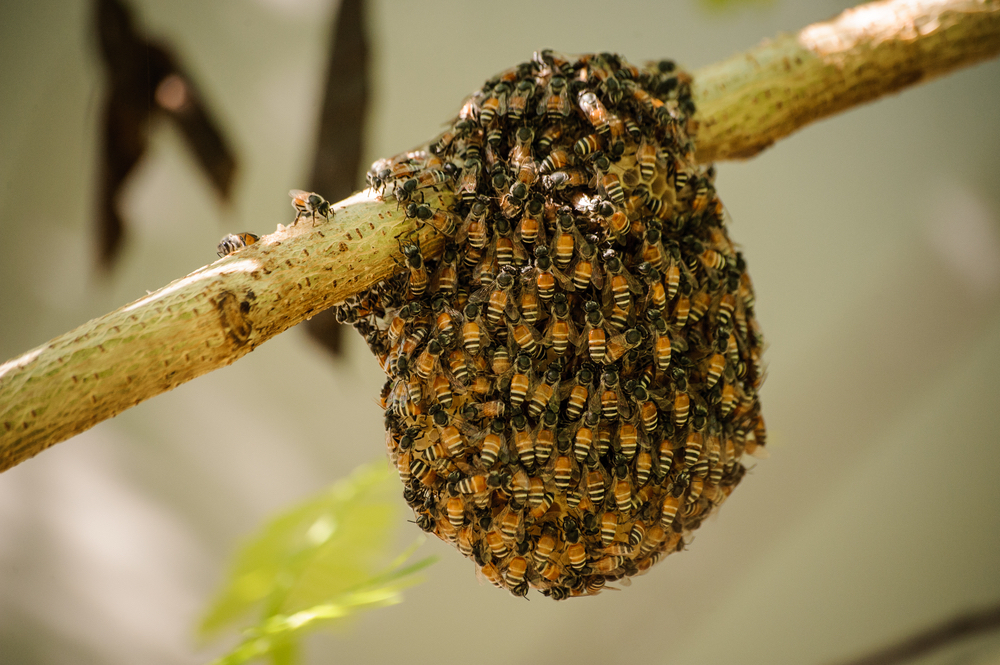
(1, 0, 998, 476)
(338, 50, 764, 597)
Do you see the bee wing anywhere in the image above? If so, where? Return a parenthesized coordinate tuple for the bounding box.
(584, 260, 602, 290)
(472, 244, 498, 284)
(604, 332, 630, 364)
(467, 284, 491, 306)
(551, 264, 574, 290)
(623, 267, 643, 294)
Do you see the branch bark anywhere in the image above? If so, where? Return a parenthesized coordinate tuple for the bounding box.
(693, 0, 1000, 162)
(1, 0, 998, 473)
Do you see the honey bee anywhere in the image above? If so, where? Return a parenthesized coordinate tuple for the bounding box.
(599, 173, 626, 207)
(491, 217, 529, 267)
(409, 457, 438, 487)
(672, 281, 692, 328)
(531, 419, 558, 468)
(498, 506, 526, 545)
(397, 238, 429, 299)
(460, 399, 506, 423)
(572, 412, 598, 462)
(672, 371, 691, 428)
(527, 490, 555, 521)
(550, 210, 583, 269)
(636, 140, 657, 183)
(717, 291, 736, 329)
(406, 202, 459, 237)
(491, 344, 512, 376)
(455, 525, 477, 558)
(516, 197, 546, 248)
(469, 267, 518, 328)
(509, 467, 531, 508)
(569, 236, 603, 291)
(600, 511, 618, 547)
(448, 348, 471, 386)
(565, 542, 587, 570)
(430, 373, 456, 409)
(513, 166, 538, 200)
(507, 354, 535, 409)
(507, 310, 544, 358)
(634, 451, 653, 487)
(508, 78, 536, 120)
(456, 158, 481, 204)
(447, 496, 466, 529)
(429, 245, 459, 295)
(584, 467, 607, 507)
(386, 377, 421, 421)
(705, 353, 726, 389)
(602, 250, 641, 313)
(540, 148, 573, 174)
(505, 556, 529, 596)
(691, 179, 711, 213)
(623, 117, 642, 142)
(538, 74, 571, 118)
(683, 431, 703, 469)
(718, 381, 737, 418)
(394, 170, 449, 204)
(527, 362, 562, 418)
(535, 124, 563, 151)
(479, 81, 510, 126)
(544, 168, 589, 190)
(518, 280, 542, 326)
(550, 455, 575, 492)
(579, 300, 613, 363)
(478, 561, 505, 588)
(478, 421, 507, 469)
(612, 479, 632, 513)
(617, 422, 640, 462)
(573, 133, 602, 157)
(543, 293, 580, 356)
(562, 364, 594, 420)
(640, 221, 668, 271)
(289, 189, 332, 223)
(430, 119, 471, 155)
(530, 245, 571, 299)
(460, 302, 490, 355)
(578, 91, 610, 135)
(605, 328, 643, 365)
(595, 369, 622, 420)
(216, 232, 259, 258)
(456, 195, 491, 247)
(533, 529, 558, 567)
(659, 494, 681, 529)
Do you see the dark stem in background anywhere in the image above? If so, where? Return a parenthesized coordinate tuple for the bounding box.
(304, 0, 370, 355)
(834, 603, 1000, 665)
(94, 0, 236, 268)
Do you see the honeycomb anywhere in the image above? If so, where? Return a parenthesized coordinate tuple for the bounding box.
(333, 51, 765, 599)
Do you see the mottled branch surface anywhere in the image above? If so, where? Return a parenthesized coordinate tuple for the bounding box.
(0, 192, 447, 471)
(2, 0, 998, 472)
(694, 0, 1000, 161)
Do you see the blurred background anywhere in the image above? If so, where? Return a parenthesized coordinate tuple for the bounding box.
(2, 0, 1000, 663)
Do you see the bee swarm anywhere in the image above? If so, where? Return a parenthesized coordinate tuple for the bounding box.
(335, 51, 765, 599)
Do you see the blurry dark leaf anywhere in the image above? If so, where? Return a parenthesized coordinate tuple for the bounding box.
(94, 0, 237, 267)
(304, 0, 370, 356)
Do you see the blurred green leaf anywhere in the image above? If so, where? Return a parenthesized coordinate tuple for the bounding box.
(199, 462, 435, 665)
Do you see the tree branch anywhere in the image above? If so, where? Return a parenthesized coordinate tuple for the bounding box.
(1, 0, 998, 473)
(693, 0, 1000, 161)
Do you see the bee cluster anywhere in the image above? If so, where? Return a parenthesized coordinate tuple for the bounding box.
(334, 51, 765, 599)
